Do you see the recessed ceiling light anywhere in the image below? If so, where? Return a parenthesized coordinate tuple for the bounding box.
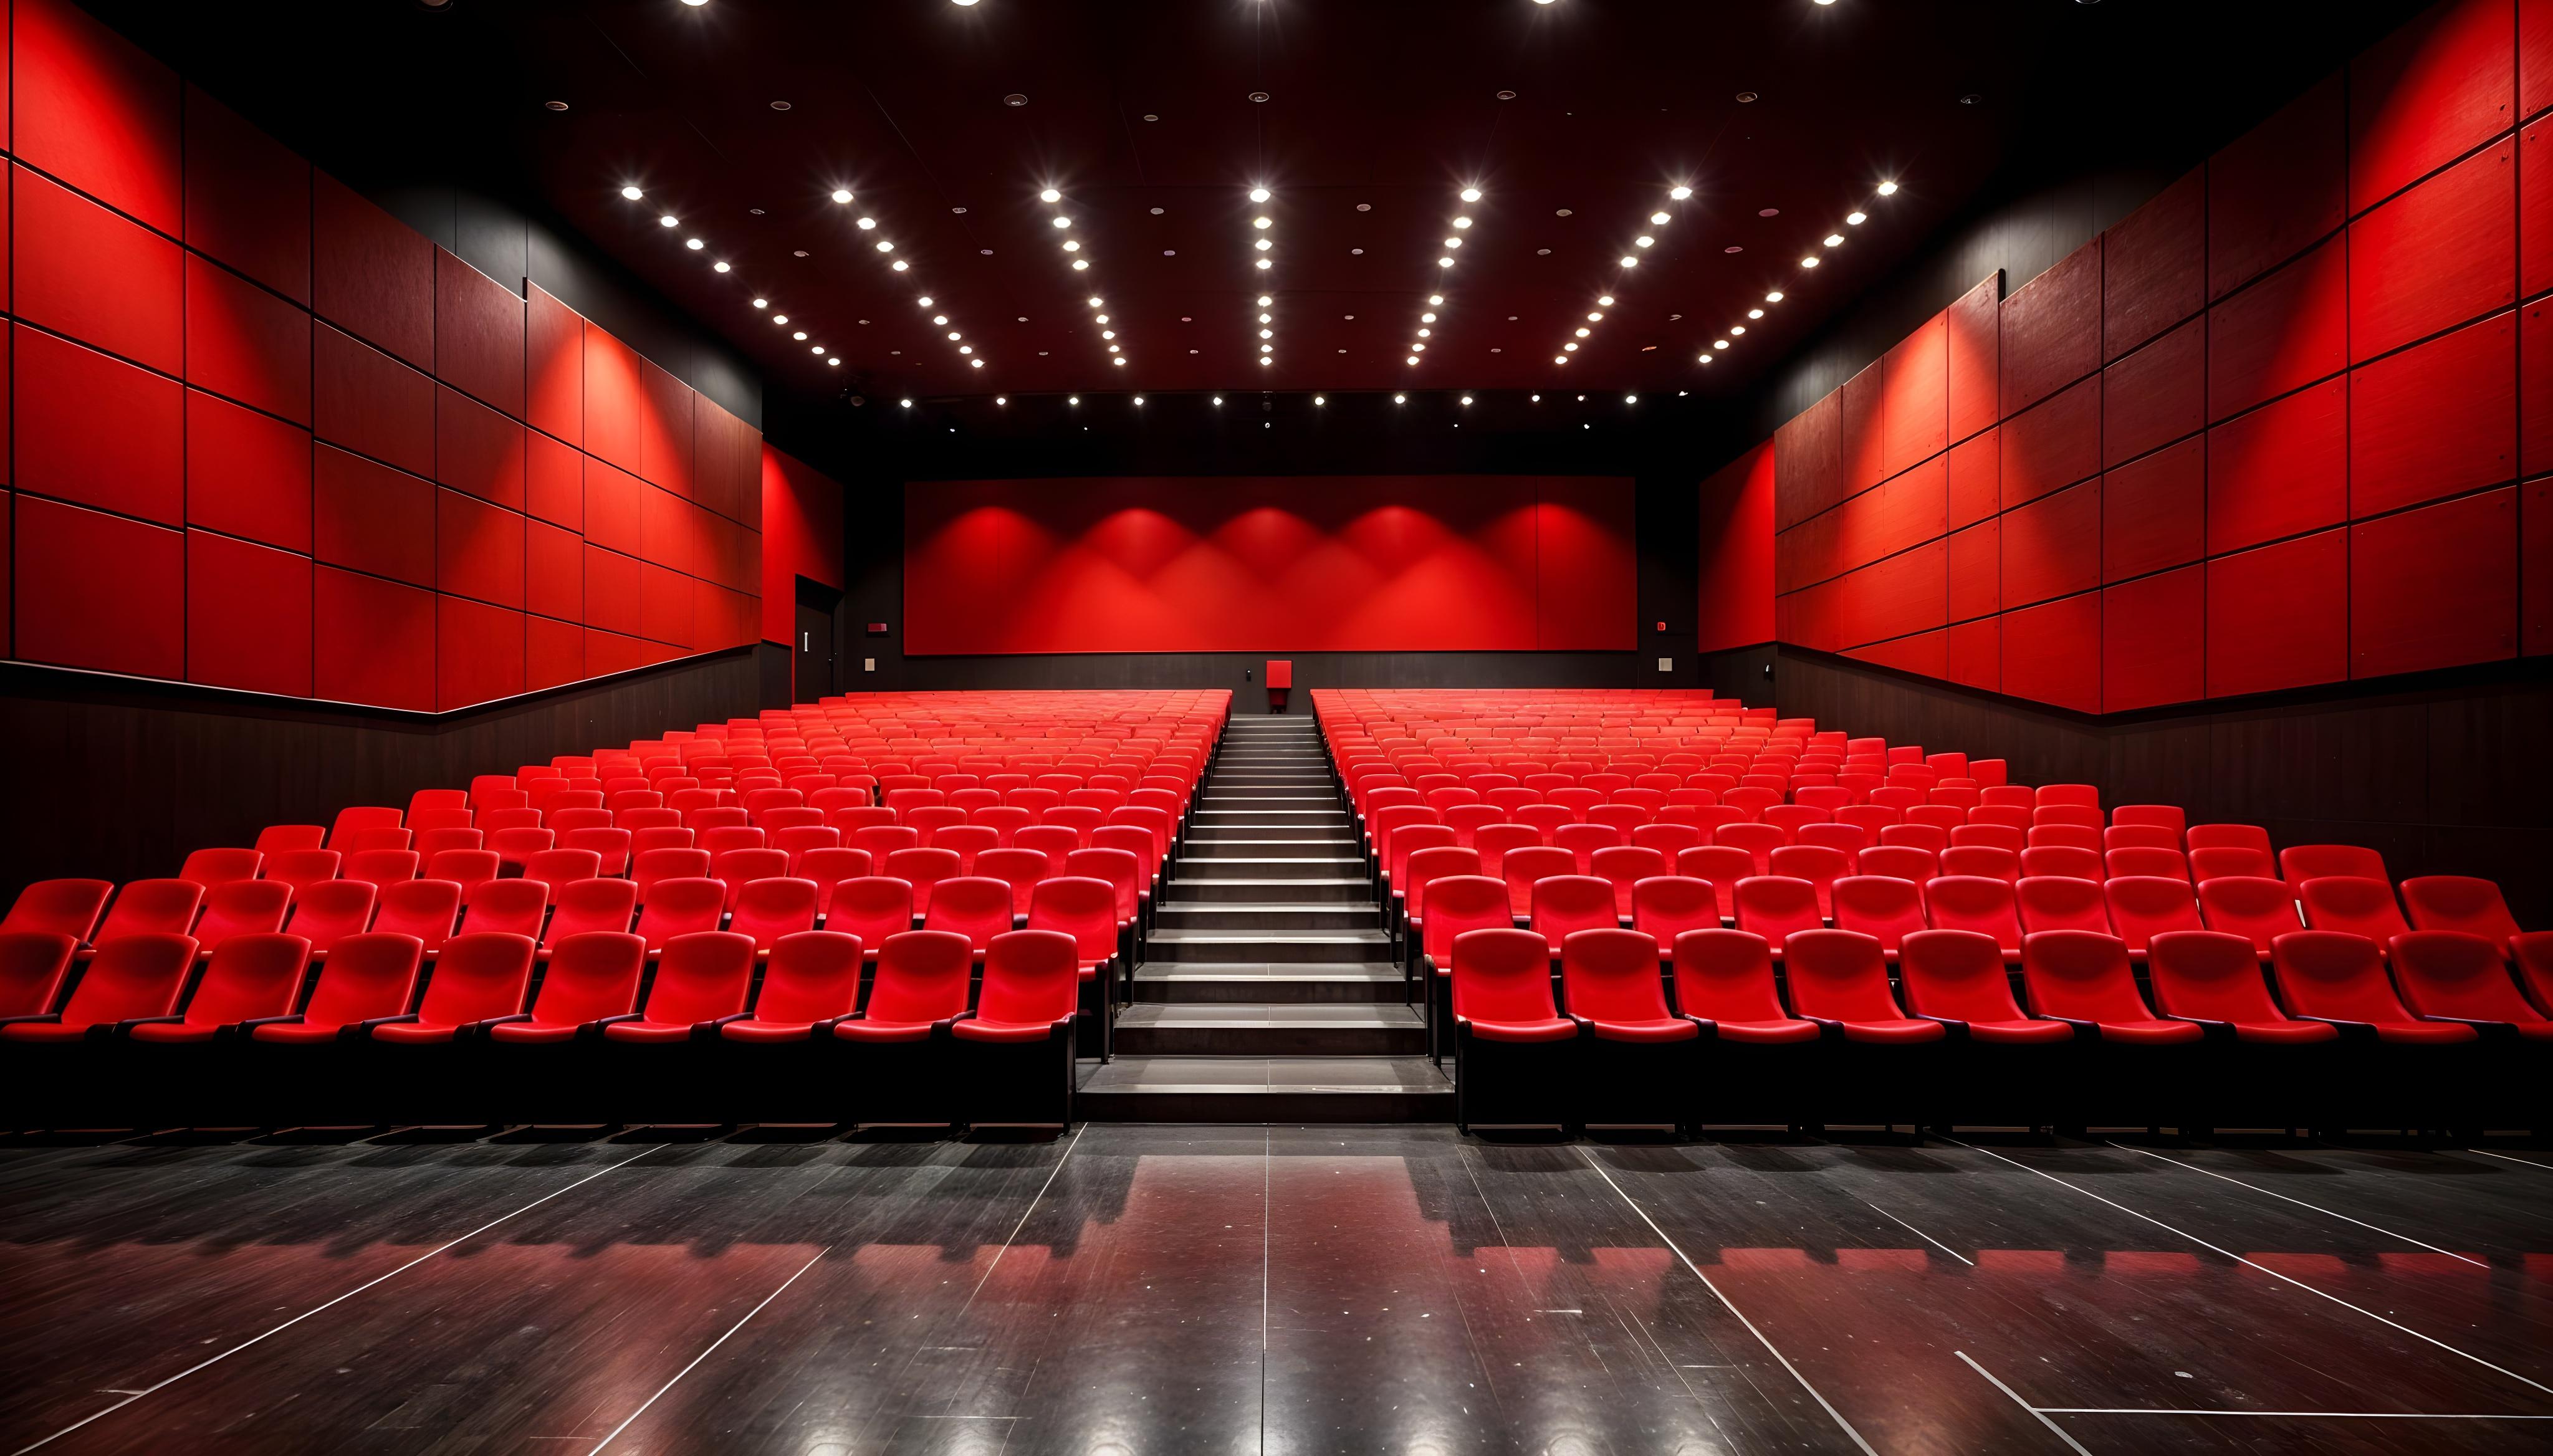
(809, 344, 823, 354)
(1556, 208, 1573, 217)
(1497, 89, 1517, 100)
(1650, 212, 1671, 226)
(954, 0, 980, 7)
(1698, 354, 1713, 363)
(1074, 259, 1091, 269)
(1725, 245, 1744, 254)
(621, 185, 644, 200)
(1634, 236, 1654, 247)
(1258, 259, 1273, 269)
(829, 189, 853, 204)
(1087, 296, 1102, 307)
(1766, 290, 1784, 302)
(712, 261, 729, 272)
(1142, 113, 1158, 122)
(1133, 396, 1144, 405)
(1824, 233, 1845, 247)
(875, 239, 894, 252)
(1554, 355, 1568, 364)
(1315, 395, 1326, 405)
(684, 237, 704, 250)
(1259, 295, 1274, 307)
(856, 217, 877, 230)
(1069, 396, 1080, 404)
(1437, 257, 1454, 267)
(1847, 211, 1867, 225)
(1249, 187, 1273, 203)
(544, 100, 569, 111)
(752, 297, 767, 308)
(1730, 325, 1746, 335)
(1735, 90, 1758, 103)
(1801, 256, 1820, 267)
(1669, 186, 1693, 200)
(769, 100, 791, 111)
(1248, 91, 1270, 103)
(658, 215, 679, 228)
(1452, 218, 1472, 231)
(827, 357, 840, 365)
(793, 331, 807, 340)
(1253, 216, 1273, 230)
(1619, 256, 1638, 267)
(1748, 309, 1764, 319)
(1394, 394, 1406, 403)
(1575, 327, 1591, 338)
(1713, 338, 1730, 349)
(1564, 342, 1578, 352)
(774, 314, 788, 324)
(681, 0, 707, 6)
(1004, 93, 1028, 107)
(1877, 180, 1899, 196)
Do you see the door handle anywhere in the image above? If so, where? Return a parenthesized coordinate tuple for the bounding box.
(802, 631, 809, 651)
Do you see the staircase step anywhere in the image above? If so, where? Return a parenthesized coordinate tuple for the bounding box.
(1187, 823, 1351, 842)
(1147, 929, 1392, 963)
(1131, 963, 1404, 1003)
(1163, 878, 1372, 904)
(1076, 1056, 1448, 1122)
(1182, 840, 1361, 858)
(1111, 1003, 1427, 1056)
(1156, 903, 1381, 930)
(1175, 855, 1362, 880)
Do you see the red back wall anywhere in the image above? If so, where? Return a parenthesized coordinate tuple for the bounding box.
(904, 476, 1637, 654)
(1746, 0, 2549, 712)
(3, 0, 780, 712)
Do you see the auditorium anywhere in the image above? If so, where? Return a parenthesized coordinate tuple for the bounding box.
(1, 0, 2548, 1450)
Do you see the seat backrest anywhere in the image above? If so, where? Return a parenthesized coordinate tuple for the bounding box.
(852, 824, 921, 861)
(1715, 822, 1786, 874)
(0, 932, 79, 1017)
(2280, 843, 2387, 894)
(2106, 846, 2188, 883)
(882, 848, 964, 912)
(2147, 930, 2287, 1023)
(255, 824, 328, 855)
(1449, 927, 1558, 1024)
(631, 877, 723, 951)
(175, 931, 307, 1030)
(193, 878, 295, 954)
(1403, 847, 1481, 921)
(634, 848, 714, 902)
(976, 929, 1082, 1027)
(974, 848, 1052, 914)
(711, 848, 791, 909)
(1560, 927, 1670, 1022)
(57, 932, 198, 1029)
(286, 878, 377, 953)
(1672, 929, 1789, 1023)
(2185, 823, 2273, 856)
(1854, 845, 1937, 884)
(487, 828, 556, 871)
(2017, 874, 2112, 935)
(299, 932, 424, 1028)
(2298, 876, 2412, 947)
(1063, 848, 1144, 922)
(1923, 876, 2022, 954)
(730, 878, 820, 949)
(2102, 876, 2201, 954)
(529, 932, 646, 1028)
(179, 847, 264, 890)
(1876, 821, 1949, 855)
(1831, 874, 1927, 953)
(343, 850, 422, 891)
(755, 931, 863, 1024)
(461, 876, 550, 937)
(328, 805, 403, 846)
(1622, 874, 1712, 954)
(2104, 823, 2181, 853)
(1501, 845, 1578, 916)
(863, 930, 975, 1024)
(2196, 874, 2301, 953)
(1024, 876, 1118, 964)
(1630, 822, 1704, 860)
(2399, 876, 2522, 944)
(645, 931, 756, 1024)
(371, 878, 462, 952)
(1472, 823, 1542, 878)
(1784, 929, 1904, 1022)
(2188, 846, 2275, 882)
(794, 850, 873, 913)
(423, 850, 500, 897)
(1587, 846, 1665, 917)
(1530, 875, 1618, 952)
(2020, 930, 2154, 1022)
(97, 879, 206, 942)
(1732, 876, 1821, 946)
(826, 876, 915, 946)
(2391, 931, 2542, 1025)
(1674, 846, 1753, 918)
(1420, 876, 1513, 963)
(1937, 843, 2019, 885)
(1900, 929, 2028, 1024)
(2018, 845, 2102, 882)
(1513, 804, 1575, 841)
(1767, 844, 1849, 916)
(2271, 929, 2420, 1025)
(2, 879, 115, 941)
(1013, 825, 1080, 864)
(932, 823, 1000, 871)
(415, 931, 537, 1027)
(923, 876, 1015, 951)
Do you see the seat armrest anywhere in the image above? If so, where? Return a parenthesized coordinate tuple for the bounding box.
(1917, 1013, 1971, 1033)
(464, 1013, 534, 1036)
(704, 1012, 754, 1030)
(2297, 1013, 2380, 1037)
(2044, 1013, 2099, 1031)
(352, 1013, 419, 1040)
(239, 1015, 305, 1031)
(811, 1014, 852, 1034)
(115, 1015, 187, 1035)
(584, 1013, 643, 1039)
(0, 1014, 62, 1028)
(1568, 1013, 1594, 1032)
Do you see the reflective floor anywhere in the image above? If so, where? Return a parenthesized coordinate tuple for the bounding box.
(2, 1127, 2550, 1454)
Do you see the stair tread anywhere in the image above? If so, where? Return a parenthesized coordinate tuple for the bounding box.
(1079, 1055, 1448, 1094)
(1118, 1003, 1424, 1027)
(1147, 929, 1389, 944)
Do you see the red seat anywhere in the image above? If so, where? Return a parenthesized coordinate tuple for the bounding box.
(2021, 930, 2201, 1043)
(794, 850, 874, 916)
(2017, 875, 2112, 936)
(486, 932, 645, 1044)
(1065, 847, 1145, 934)
(2017, 846, 2102, 882)
(372, 879, 462, 956)
(1450, 927, 1575, 1042)
(249, 932, 426, 1043)
(1631, 876, 1719, 951)
(1831, 875, 1928, 958)
(190, 879, 294, 957)
(2145, 931, 2336, 1043)
(1854, 845, 1936, 884)
(710, 848, 790, 911)
(328, 806, 403, 847)
(415, 826, 486, 859)
(2279, 843, 2386, 896)
(954, 930, 1083, 1043)
(2298, 876, 2412, 954)
(128, 932, 310, 1043)
(2104, 824, 2181, 853)
(424, 849, 501, 899)
(2027, 824, 2102, 853)
(2398, 877, 2523, 949)
(343, 850, 421, 892)
(602, 931, 755, 1042)
(1501, 845, 1576, 917)
(93, 879, 206, 944)
(825, 876, 915, 954)
(1715, 821, 1785, 875)
(541, 877, 637, 951)
(1420, 875, 1515, 970)
(2105, 846, 2189, 884)
(932, 823, 1000, 872)
(2103, 876, 2201, 959)
(853, 824, 920, 861)
(2189, 845, 2275, 883)
(1589, 846, 1667, 919)
(1938, 845, 2018, 884)
(1767, 843, 1850, 917)
(255, 825, 327, 856)
(1732, 876, 1821, 954)
(883, 848, 964, 914)
(729, 877, 820, 951)
(1900, 929, 2071, 1043)
(1786, 929, 1944, 1043)
(1950, 823, 2024, 855)
(975, 848, 1053, 917)
(0, 932, 79, 1017)
(488, 828, 555, 875)
(0, 932, 197, 1042)
(2197, 874, 2301, 955)
(178, 847, 264, 891)
(721, 931, 863, 1042)
(461, 877, 550, 939)
(1561, 928, 1695, 1042)
(1924, 876, 2023, 956)
(1, 879, 114, 942)
(2390, 931, 2553, 1039)
(1670, 930, 1818, 1042)
(923, 876, 1016, 953)
(634, 848, 713, 904)
(836, 930, 974, 1042)
(2513, 932, 2553, 1017)
(1024, 876, 1121, 975)
(1530, 875, 1619, 954)
(1674, 846, 1752, 919)
(2271, 931, 2478, 1044)
(2186, 823, 2272, 856)
(286, 879, 377, 956)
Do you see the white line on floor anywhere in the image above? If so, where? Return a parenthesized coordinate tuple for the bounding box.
(1866, 1200, 1974, 1265)
(1947, 1139, 2553, 1398)
(2033, 1407, 2553, 1419)
(1576, 1146, 1880, 1456)
(1954, 1351, 2094, 1455)
(13, 1147, 658, 1455)
(588, 1246, 830, 1453)
(2109, 1142, 2488, 1267)
(2465, 1148, 2553, 1174)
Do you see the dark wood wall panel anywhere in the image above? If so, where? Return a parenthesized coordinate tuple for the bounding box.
(1718, 643, 2553, 924)
(0, 648, 760, 901)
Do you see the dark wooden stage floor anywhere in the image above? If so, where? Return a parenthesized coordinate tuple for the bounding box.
(2, 1128, 2549, 1454)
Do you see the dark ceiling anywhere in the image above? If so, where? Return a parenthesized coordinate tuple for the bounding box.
(106, 0, 2422, 432)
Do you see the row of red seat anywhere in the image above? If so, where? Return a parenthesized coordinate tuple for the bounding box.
(0, 927, 1084, 1128)
(1444, 925, 2551, 1132)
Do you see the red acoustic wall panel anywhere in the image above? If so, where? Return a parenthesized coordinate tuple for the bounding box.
(433, 249, 525, 418)
(1697, 443, 1775, 652)
(583, 546, 644, 639)
(2208, 376, 2347, 553)
(314, 325, 435, 478)
(1880, 316, 1947, 478)
(1839, 360, 1886, 497)
(2527, 477, 2552, 656)
(526, 614, 583, 692)
(435, 387, 525, 510)
(436, 596, 525, 712)
(13, 166, 182, 373)
(312, 173, 432, 369)
(2000, 239, 2101, 414)
(11, 0, 180, 233)
(2102, 436, 2205, 583)
(760, 444, 848, 644)
(183, 254, 310, 423)
(2352, 486, 2519, 678)
(2527, 0, 2553, 120)
(1846, 630, 1947, 681)
(640, 562, 692, 647)
(186, 530, 310, 697)
(13, 325, 182, 525)
(636, 359, 696, 498)
(2525, 120, 2552, 299)
(2104, 170, 2205, 361)
(313, 445, 434, 588)
(2348, 310, 2517, 518)
(2349, 0, 2516, 213)
(527, 429, 583, 530)
(583, 457, 644, 558)
(1944, 275, 2001, 444)
(639, 484, 694, 578)
(2526, 300, 2553, 478)
(2205, 530, 2349, 697)
(1947, 616, 1999, 692)
(2208, 236, 2349, 421)
(14, 497, 183, 679)
(1773, 391, 1842, 530)
(181, 87, 309, 305)
(2101, 566, 2206, 712)
(2000, 592, 2102, 713)
(185, 390, 310, 553)
(1945, 428, 1998, 529)
(1945, 519, 1998, 624)
(2000, 478, 2101, 609)
(525, 285, 585, 449)
(314, 567, 433, 712)
(2101, 316, 2205, 467)
(436, 490, 525, 610)
(1998, 376, 2100, 510)
(524, 519, 583, 624)
(582, 326, 644, 477)
(2210, 72, 2348, 300)
(2347, 140, 2516, 362)
(906, 477, 1635, 654)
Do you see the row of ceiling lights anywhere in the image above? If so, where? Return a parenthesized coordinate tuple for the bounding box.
(1404, 186, 1482, 368)
(831, 188, 987, 372)
(1038, 188, 1128, 370)
(620, 183, 847, 370)
(899, 390, 1670, 409)
(1247, 187, 1276, 368)
(1697, 179, 1895, 365)
(1548, 183, 1688, 366)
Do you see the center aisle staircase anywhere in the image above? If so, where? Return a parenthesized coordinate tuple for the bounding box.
(1078, 716, 1452, 1121)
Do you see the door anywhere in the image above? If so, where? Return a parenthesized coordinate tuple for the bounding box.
(795, 599, 835, 701)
